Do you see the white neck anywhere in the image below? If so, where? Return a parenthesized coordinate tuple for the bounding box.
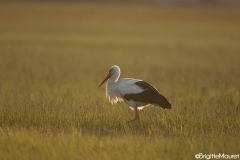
(112, 72, 120, 81)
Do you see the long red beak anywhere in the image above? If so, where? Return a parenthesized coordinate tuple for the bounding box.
(99, 73, 110, 87)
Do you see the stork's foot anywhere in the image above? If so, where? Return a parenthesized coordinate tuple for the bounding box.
(126, 107, 140, 124)
(126, 117, 140, 124)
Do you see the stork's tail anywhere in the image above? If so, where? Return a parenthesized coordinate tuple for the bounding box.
(156, 94, 171, 109)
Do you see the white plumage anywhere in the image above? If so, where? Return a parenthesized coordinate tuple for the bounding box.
(107, 78, 146, 109)
(99, 65, 171, 123)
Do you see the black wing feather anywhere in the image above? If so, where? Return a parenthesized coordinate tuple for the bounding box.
(135, 81, 159, 94)
(123, 81, 171, 109)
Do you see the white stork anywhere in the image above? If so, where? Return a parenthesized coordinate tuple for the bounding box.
(99, 65, 171, 124)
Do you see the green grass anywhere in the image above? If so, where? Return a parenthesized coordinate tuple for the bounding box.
(0, 2, 240, 160)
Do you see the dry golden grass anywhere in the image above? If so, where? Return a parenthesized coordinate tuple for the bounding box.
(0, 2, 240, 160)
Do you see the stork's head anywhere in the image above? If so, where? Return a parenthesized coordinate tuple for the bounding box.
(99, 65, 121, 87)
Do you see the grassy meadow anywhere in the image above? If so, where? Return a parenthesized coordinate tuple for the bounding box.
(0, 2, 240, 160)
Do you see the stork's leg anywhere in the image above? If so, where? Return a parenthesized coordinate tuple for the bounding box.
(126, 107, 140, 124)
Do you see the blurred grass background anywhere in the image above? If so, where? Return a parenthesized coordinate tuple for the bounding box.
(0, 2, 240, 160)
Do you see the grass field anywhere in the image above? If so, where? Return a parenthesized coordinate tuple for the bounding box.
(0, 2, 240, 160)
